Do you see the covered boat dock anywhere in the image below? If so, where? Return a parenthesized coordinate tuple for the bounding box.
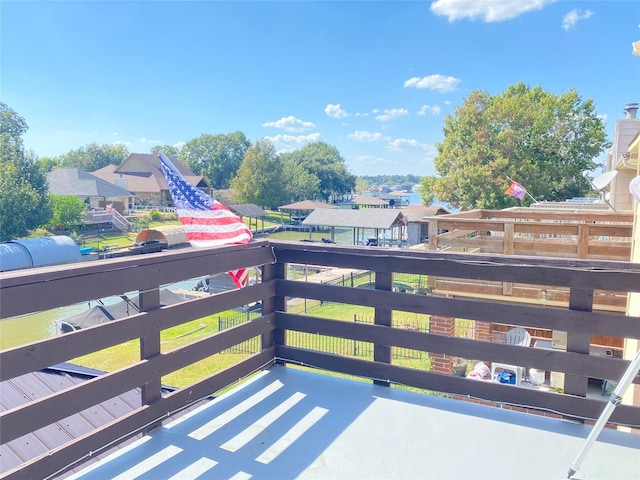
(302, 209, 406, 246)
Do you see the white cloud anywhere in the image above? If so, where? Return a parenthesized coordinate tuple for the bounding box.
(325, 103, 349, 118)
(417, 105, 442, 116)
(262, 115, 315, 132)
(348, 130, 387, 142)
(139, 137, 163, 144)
(375, 108, 409, 122)
(387, 138, 436, 155)
(113, 140, 132, 146)
(173, 141, 186, 150)
(264, 132, 321, 152)
(562, 9, 594, 31)
(404, 75, 460, 93)
(430, 0, 554, 22)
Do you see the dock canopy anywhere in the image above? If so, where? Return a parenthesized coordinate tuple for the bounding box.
(228, 204, 268, 231)
(135, 225, 188, 248)
(279, 200, 338, 211)
(302, 209, 406, 246)
(278, 200, 338, 225)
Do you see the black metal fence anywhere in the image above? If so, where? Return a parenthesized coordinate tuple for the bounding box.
(217, 269, 432, 358)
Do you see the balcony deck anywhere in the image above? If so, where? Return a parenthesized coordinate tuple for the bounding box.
(2, 240, 639, 479)
(68, 365, 639, 480)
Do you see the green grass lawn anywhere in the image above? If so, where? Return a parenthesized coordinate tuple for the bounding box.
(69, 299, 436, 389)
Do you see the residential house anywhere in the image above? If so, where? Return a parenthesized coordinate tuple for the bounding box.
(47, 168, 134, 211)
(92, 153, 209, 207)
(607, 102, 640, 210)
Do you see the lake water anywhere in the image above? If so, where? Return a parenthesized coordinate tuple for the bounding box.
(409, 192, 421, 205)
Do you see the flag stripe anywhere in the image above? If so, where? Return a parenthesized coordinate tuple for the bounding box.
(187, 235, 253, 247)
(158, 151, 253, 288)
(175, 208, 249, 222)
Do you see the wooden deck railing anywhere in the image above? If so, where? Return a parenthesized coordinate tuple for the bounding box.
(1, 239, 639, 479)
(426, 209, 634, 260)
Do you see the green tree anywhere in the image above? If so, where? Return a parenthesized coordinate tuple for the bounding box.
(49, 194, 87, 231)
(150, 144, 180, 157)
(0, 103, 52, 241)
(231, 139, 286, 209)
(179, 132, 250, 189)
(59, 143, 129, 171)
(420, 83, 609, 210)
(38, 156, 62, 174)
(281, 157, 321, 202)
(280, 142, 355, 202)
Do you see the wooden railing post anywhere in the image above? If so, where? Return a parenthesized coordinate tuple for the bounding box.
(564, 287, 594, 414)
(428, 219, 438, 251)
(263, 260, 286, 362)
(503, 223, 514, 296)
(374, 271, 393, 386)
(577, 224, 589, 259)
(427, 220, 438, 289)
(138, 287, 162, 432)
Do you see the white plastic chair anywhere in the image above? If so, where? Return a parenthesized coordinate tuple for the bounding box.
(491, 327, 532, 385)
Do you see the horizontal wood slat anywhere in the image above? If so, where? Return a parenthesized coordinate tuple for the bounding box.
(470, 209, 633, 222)
(271, 242, 640, 291)
(0, 281, 275, 382)
(0, 241, 275, 318)
(277, 281, 640, 339)
(275, 313, 634, 382)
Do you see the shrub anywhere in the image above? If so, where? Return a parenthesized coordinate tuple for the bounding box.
(149, 210, 163, 221)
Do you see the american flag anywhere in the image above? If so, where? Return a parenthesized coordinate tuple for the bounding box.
(158, 152, 253, 288)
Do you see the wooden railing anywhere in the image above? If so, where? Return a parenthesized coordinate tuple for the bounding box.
(426, 209, 634, 260)
(1, 240, 639, 479)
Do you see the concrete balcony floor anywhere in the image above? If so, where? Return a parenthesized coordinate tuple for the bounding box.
(69, 365, 639, 480)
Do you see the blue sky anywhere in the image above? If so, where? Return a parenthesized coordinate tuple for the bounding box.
(2, 0, 639, 177)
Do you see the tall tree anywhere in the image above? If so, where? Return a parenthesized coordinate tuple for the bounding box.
(231, 139, 286, 209)
(281, 157, 321, 202)
(420, 83, 609, 210)
(179, 132, 250, 189)
(38, 156, 62, 174)
(60, 143, 129, 171)
(150, 144, 180, 157)
(0, 103, 52, 241)
(49, 194, 87, 231)
(280, 142, 355, 202)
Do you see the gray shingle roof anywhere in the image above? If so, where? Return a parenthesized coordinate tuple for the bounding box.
(228, 204, 268, 217)
(92, 154, 208, 194)
(47, 168, 133, 197)
(302, 208, 405, 229)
